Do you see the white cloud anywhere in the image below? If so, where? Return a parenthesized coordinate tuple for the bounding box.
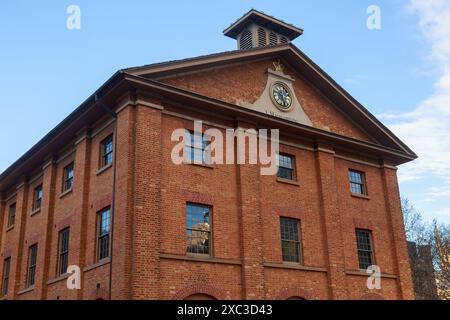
(385, 1, 450, 189)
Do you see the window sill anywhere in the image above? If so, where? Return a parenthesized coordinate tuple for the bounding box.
(6, 225, 14, 232)
(17, 286, 34, 295)
(31, 208, 41, 216)
(351, 193, 370, 200)
(160, 253, 241, 265)
(263, 262, 327, 273)
(83, 258, 111, 272)
(276, 177, 300, 186)
(97, 163, 113, 176)
(47, 273, 70, 285)
(59, 188, 73, 199)
(182, 161, 215, 169)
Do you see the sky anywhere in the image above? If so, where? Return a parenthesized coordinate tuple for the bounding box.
(0, 0, 449, 223)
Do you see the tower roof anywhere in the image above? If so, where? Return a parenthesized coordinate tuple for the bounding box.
(223, 9, 303, 40)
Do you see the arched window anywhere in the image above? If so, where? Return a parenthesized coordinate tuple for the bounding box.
(239, 29, 253, 50)
(258, 27, 267, 47)
(269, 32, 278, 45)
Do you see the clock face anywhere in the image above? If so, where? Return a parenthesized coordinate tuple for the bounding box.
(271, 83, 292, 110)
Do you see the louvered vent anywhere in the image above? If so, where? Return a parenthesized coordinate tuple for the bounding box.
(258, 28, 267, 47)
(280, 36, 288, 44)
(269, 32, 278, 45)
(239, 29, 253, 50)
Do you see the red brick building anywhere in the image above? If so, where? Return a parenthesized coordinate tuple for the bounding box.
(0, 10, 417, 300)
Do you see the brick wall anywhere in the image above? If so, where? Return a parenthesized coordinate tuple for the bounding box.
(0, 59, 414, 300)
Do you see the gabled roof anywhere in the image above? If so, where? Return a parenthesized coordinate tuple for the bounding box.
(125, 43, 416, 157)
(223, 9, 303, 40)
(0, 43, 417, 193)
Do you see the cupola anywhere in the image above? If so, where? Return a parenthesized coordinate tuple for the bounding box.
(223, 9, 303, 50)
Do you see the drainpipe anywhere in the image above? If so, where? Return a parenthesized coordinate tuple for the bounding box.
(95, 94, 117, 300)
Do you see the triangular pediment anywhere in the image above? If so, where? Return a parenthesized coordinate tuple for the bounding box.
(125, 44, 415, 155)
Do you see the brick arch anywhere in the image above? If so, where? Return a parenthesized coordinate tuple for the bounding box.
(172, 283, 224, 300)
(277, 287, 313, 300)
(90, 287, 109, 300)
(360, 293, 384, 300)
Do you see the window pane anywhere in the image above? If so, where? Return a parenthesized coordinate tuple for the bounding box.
(280, 218, 299, 241)
(280, 218, 301, 263)
(2, 258, 11, 296)
(349, 170, 366, 195)
(97, 209, 111, 260)
(8, 204, 16, 227)
(281, 240, 300, 262)
(58, 229, 70, 275)
(184, 131, 210, 164)
(186, 204, 211, 255)
(277, 154, 295, 180)
(27, 245, 37, 287)
(356, 229, 373, 269)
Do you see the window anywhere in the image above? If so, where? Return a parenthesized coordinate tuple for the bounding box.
(7, 203, 16, 227)
(239, 29, 253, 50)
(33, 185, 43, 211)
(57, 228, 70, 276)
(280, 218, 301, 263)
(258, 27, 266, 46)
(356, 229, 374, 270)
(349, 170, 367, 195)
(277, 154, 295, 180)
(186, 203, 211, 255)
(1, 258, 11, 296)
(100, 136, 113, 168)
(26, 244, 38, 287)
(185, 131, 211, 164)
(62, 162, 74, 192)
(97, 208, 111, 261)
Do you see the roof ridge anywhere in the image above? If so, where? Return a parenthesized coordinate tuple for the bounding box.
(123, 43, 289, 72)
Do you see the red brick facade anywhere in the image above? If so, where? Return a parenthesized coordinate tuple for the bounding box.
(0, 46, 416, 300)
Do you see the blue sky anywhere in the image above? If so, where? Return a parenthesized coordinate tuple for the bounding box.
(0, 1, 449, 223)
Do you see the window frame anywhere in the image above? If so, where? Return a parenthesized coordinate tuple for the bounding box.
(32, 185, 43, 211)
(57, 228, 70, 276)
(1, 257, 11, 297)
(100, 135, 114, 169)
(186, 203, 212, 256)
(26, 244, 38, 288)
(277, 153, 296, 181)
(348, 169, 368, 196)
(279, 217, 302, 264)
(7, 203, 16, 228)
(184, 131, 211, 165)
(96, 207, 111, 261)
(355, 229, 375, 270)
(62, 162, 74, 192)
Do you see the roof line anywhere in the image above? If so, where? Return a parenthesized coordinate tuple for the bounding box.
(122, 72, 417, 161)
(0, 70, 125, 183)
(223, 9, 303, 39)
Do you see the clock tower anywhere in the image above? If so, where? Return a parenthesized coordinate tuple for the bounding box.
(225, 10, 312, 126)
